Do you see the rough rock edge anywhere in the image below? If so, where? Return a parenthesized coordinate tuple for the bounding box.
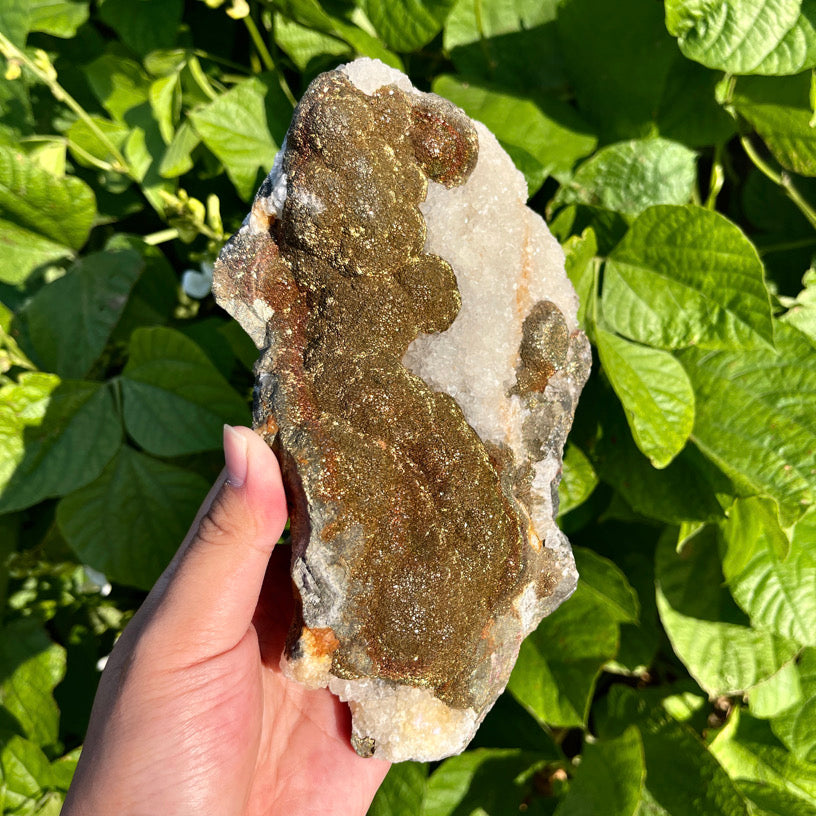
(222, 58, 587, 762)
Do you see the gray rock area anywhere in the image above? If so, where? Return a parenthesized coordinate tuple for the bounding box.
(213, 58, 591, 762)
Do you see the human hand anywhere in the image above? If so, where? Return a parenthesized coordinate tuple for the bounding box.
(62, 426, 390, 816)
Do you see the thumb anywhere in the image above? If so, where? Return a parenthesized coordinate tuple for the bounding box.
(142, 425, 289, 661)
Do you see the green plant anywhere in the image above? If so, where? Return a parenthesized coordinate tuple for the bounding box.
(0, 0, 815, 813)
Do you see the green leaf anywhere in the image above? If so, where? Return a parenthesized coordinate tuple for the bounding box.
(83, 52, 151, 121)
(665, 0, 809, 75)
(97, 0, 183, 56)
(0, 736, 54, 813)
(27, 0, 89, 38)
(553, 727, 644, 816)
(66, 115, 130, 170)
(733, 73, 816, 177)
(0, 219, 72, 286)
(0, 374, 122, 513)
(557, 443, 598, 517)
(592, 401, 724, 524)
(273, 12, 351, 71)
(443, 0, 565, 94)
(15, 249, 143, 378)
(554, 138, 697, 218)
(0, 0, 31, 48)
(368, 761, 428, 816)
(783, 267, 816, 343)
(679, 321, 816, 524)
(601, 686, 750, 816)
(364, 0, 455, 52)
(721, 499, 816, 646)
(190, 74, 291, 200)
(120, 326, 248, 457)
(509, 551, 635, 727)
(563, 227, 597, 333)
(0, 143, 96, 251)
(596, 330, 694, 468)
(749, 661, 802, 719)
(158, 119, 200, 178)
(558, 0, 677, 141)
(771, 647, 816, 762)
(0, 620, 65, 749)
(57, 447, 209, 590)
(432, 75, 597, 196)
(710, 708, 816, 810)
(574, 547, 639, 625)
(421, 748, 548, 816)
(656, 54, 737, 147)
(603, 205, 774, 350)
(656, 527, 799, 695)
(752, 1, 816, 75)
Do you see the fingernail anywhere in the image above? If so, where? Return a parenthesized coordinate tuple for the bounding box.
(223, 425, 248, 488)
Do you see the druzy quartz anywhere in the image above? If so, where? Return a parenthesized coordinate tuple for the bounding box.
(213, 58, 591, 763)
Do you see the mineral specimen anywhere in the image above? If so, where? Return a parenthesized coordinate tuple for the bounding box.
(213, 58, 591, 763)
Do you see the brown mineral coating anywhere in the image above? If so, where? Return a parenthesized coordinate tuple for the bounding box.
(214, 69, 569, 714)
(277, 72, 524, 708)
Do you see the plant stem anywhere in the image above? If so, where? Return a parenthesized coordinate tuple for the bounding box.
(705, 144, 725, 210)
(740, 135, 816, 231)
(0, 32, 132, 176)
(244, 12, 297, 106)
(758, 236, 816, 256)
(143, 228, 180, 246)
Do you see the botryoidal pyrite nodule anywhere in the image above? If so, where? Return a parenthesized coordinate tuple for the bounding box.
(213, 58, 591, 763)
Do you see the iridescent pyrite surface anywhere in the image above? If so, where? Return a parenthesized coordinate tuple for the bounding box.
(213, 58, 591, 762)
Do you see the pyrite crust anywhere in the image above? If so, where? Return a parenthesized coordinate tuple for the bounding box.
(213, 58, 591, 763)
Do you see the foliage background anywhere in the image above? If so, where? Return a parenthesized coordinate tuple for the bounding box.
(0, 0, 815, 813)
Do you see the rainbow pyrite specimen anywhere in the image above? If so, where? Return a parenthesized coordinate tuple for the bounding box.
(213, 58, 591, 762)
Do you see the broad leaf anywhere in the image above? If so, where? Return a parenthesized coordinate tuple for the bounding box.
(752, 1, 816, 75)
(573, 547, 639, 625)
(680, 321, 816, 524)
(783, 267, 816, 344)
(592, 402, 724, 524)
(443, 0, 566, 94)
(509, 551, 635, 727)
(563, 227, 597, 333)
(656, 528, 799, 695)
(57, 446, 210, 590)
(364, 0, 455, 52)
(0, 736, 55, 813)
(596, 330, 694, 468)
(710, 709, 816, 810)
(0, 219, 72, 286)
(190, 74, 291, 200)
(749, 662, 803, 719)
(0, 619, 65, 748)
(28, 0, 89, 38)
(771, 647, 816, 762)
(601, 686, 750, 816)
(554, 727, 644, 816)
(432, 75, 596, 195)
(603, 205, 774, 350)
(15, 249, 143, 379)
(83, 52, 151, 121)
(98, 0, 183, 56)
(120, 326, 248, 456)
(369, 761, 428, 816)
(721, 499, 816, 646)
(273, 13, 351, 71)
(665, 0, 804, 75)
(0, 374, 122, 513)
(554, 139, 697, 218)
(422, 749, 548, 816)
(557, 443, 598, 517)
(733, 73, 816, 177)
(0, 142, 95, 251)
(558, 0, 677, 141)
